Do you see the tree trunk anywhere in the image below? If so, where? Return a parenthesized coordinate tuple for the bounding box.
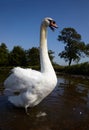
(69, 59, 72, 66)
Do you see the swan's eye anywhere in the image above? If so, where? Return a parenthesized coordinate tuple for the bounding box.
(53, 21, 56, 24)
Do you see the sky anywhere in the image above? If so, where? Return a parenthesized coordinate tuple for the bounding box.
(0, 0, 89, 65)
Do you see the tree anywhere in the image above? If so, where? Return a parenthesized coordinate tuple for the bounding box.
(85, 44, 89, 56)
(0, 43, 9, 66)
(26, 47, 55, 66)
(26, 47, 40, 66)
(58, 27, 85, 66)
(9, 46, 26, 66)
(0, 43, 55, 67)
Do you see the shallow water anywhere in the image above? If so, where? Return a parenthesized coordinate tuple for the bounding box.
(0, 74, 89, 130)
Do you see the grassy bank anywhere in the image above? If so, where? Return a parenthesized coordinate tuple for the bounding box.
(64, 62, 89, 76)
(54, 62, 89, 76)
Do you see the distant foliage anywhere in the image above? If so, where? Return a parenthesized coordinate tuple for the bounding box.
(64, 62, 89, 76)
(85, 44, 89, 56)
(0, 43, 55, 67)
(9, 46, 27, 66)
(25, 47, 55, 66)
(0, 43, 9, 66)
(58, 28, 86, 66)
(26, 47, 40, 66)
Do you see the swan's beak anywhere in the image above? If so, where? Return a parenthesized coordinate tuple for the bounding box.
(49, 21, 58, 31)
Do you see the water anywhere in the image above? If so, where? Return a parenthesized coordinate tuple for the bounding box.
(0, 73, 89, 130)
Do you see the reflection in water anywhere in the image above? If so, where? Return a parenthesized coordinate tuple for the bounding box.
(0, 75, 89, 130)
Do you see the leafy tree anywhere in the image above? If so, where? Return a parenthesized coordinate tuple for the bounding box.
(26, 47, 40, 66)
(26, 47, 55, 66)
(0, 43, 9, 66)
(85, 43, 89, 56)
(9, 46, 26, 66)
(0, 42, 55, 67)
(58, 27, 85, 66)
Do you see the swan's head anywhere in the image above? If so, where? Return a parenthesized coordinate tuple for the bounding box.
(42, 17, 58, 31)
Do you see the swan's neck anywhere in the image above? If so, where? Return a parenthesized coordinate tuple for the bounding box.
(40, 23, 55, 73)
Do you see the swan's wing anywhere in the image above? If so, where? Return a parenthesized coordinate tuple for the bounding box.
(4, 67, 43, 95)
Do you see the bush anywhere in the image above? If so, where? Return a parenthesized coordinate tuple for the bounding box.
(64, 62, 89, 76)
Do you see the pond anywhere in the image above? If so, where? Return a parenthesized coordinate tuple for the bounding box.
(0, 71, 89, 130)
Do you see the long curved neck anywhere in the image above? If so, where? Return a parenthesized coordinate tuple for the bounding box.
(40, 23, 55, 73)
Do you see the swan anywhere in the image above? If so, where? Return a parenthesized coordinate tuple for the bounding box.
(4, 17, 58, 113)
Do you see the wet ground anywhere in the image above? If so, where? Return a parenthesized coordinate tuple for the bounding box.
(0, 75, 89, 130)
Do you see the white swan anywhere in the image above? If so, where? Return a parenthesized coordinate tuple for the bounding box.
(4, 17, 58, 112)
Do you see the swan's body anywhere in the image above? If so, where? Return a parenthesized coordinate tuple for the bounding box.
(4, 17, 58, 110)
